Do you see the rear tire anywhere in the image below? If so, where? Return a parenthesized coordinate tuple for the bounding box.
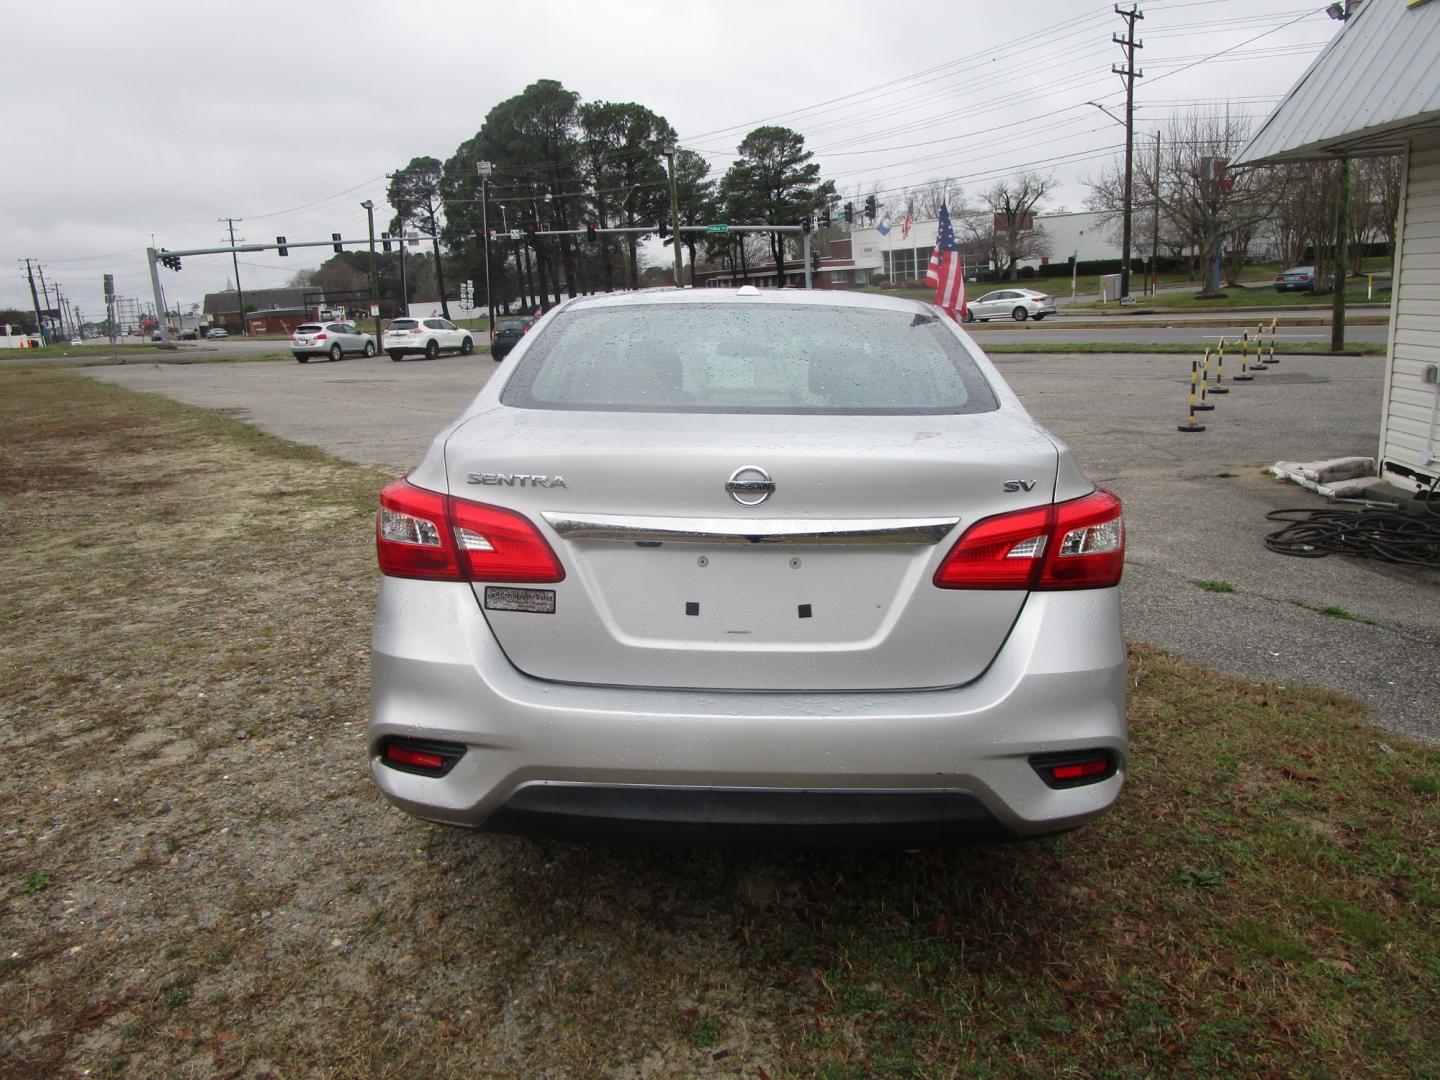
(388, 350, 404, 362)
(1032, 313, 1046, 321)
(295, 355, 308, 363)
(962, 310, 975, 324)
(329, 344, 343, 362)
(460, 336, 474, 356)
(363, 341, 376, 357)
(1012, 307, 1028, 322)
(425, 339, 439, 360)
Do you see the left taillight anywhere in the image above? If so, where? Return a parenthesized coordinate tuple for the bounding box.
(376, 478, 564, 583)
(934, 489, 1124, 591)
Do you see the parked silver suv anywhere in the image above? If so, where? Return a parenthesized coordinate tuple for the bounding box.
(369, 289, 1127, 845)
(291, 322, 375, 362)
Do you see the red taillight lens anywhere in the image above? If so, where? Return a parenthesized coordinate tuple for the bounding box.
(376, 479, 564, 583)
(314, 333, 327, 340)
(934, 489, 1124, 591)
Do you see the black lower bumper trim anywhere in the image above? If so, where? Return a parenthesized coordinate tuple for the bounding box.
(483, 783, 1013, 848)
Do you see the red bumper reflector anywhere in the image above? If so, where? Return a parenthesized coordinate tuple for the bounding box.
(385, 746, 445, 770)
(1050, 758, 1110, 781)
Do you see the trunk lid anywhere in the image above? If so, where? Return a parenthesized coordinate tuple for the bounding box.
(446, 406, 1058, 691)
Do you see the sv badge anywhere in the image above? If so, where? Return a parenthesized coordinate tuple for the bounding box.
(1003, 480, 1037, 492)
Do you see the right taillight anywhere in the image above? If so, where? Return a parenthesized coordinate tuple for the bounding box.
(376, 479, 564, 583)
(934, 489, 1123, 591)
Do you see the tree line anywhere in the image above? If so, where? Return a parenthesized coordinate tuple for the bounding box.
(295, 79, 833, 315)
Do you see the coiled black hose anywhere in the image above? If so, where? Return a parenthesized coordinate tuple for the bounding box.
(1264, 484, 1440, 566)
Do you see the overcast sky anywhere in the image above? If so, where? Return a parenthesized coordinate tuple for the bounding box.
(5, 0, 1340, 323)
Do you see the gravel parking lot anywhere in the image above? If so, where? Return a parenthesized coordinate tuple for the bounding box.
(86, 350, 1440, 742)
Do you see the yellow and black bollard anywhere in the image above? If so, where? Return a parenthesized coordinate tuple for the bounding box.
(1210, 339, 1229, 394)
(1195, 347, 1215, 411)
(1178, 359, 1206, 432)
(1233, 330, 1254, 382)
(1264, 317, 1279, 364)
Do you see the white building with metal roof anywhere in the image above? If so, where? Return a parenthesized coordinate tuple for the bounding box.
(1234, 0, 1440, 495)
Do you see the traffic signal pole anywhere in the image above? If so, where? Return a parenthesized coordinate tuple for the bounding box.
(145, 247, 174, 349)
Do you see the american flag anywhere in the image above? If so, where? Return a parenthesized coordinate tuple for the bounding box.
(901, 206, 913, 239)
(925, 202, 966, 319)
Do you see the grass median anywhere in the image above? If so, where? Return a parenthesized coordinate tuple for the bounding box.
(982, 342, 1385, 356)
(1, 365, 1436, 1078)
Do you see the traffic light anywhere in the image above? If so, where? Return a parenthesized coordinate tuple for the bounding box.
(381, 232, 392, 253)
(276, 236, 288, 256)
(658, 219, 668, 240)
(586, 222, 597, 242)
(802, 217, 812, 235)
(843, 202, 853, 224)
(159, 250, 181, 271)
(819, 205, 831, 228)
(865, 195, 878, 220)
(332, 233, 343, 254)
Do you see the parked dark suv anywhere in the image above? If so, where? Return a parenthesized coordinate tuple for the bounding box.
(490, 315, 537, 362)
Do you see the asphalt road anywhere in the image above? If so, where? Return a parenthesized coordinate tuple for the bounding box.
(85, 349, 1439, 744)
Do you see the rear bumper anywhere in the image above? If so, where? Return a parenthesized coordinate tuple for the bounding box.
(485, 783, 1009, 847)
(369, 579, 1127, 845)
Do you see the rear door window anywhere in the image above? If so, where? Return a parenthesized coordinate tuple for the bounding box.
(501, 303, 997, 415)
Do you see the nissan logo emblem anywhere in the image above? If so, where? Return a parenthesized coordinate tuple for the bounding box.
(725, 465, 775, 506)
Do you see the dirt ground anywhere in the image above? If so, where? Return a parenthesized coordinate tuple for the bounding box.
(2, 367, 1437, 1079)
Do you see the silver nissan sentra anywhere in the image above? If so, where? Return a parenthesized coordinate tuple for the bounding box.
(369, 287, 1127, 845)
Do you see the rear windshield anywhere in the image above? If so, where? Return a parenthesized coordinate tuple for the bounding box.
(500, 303, 997, 415)
(389, 319, 418, 330)
(295, 324, 322, 333)
(495, 319, 530, 332)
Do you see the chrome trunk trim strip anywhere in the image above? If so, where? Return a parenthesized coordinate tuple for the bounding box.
(540, 512, 960, 546)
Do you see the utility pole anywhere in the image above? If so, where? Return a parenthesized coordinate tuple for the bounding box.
(36, 264, 56, 339)
(662, 143, 684, 287)
(22, 259, 46, 341)
(1113, 4, 1144, 301)
(360, 200, 382, 348)
(1151, 130, 1161, 297)
(478, 161, 495, 335)
(1332, 156, 1350, 352)
(221, 218, 247, 336)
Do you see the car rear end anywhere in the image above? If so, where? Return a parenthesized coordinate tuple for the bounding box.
(290, 323, 330, 359)
(369, 291, 1126, 846)
(490, 317, 534, 361)
(382, 318, 422, 358)
(1024, 290, 1056, 319)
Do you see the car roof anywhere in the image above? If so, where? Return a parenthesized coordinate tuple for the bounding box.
(551, 286, 938, 318)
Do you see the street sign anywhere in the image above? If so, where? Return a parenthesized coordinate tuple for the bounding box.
(370, 304, 380, 317)
(508, 230, 522, 240)
(706, 224, 729, 235)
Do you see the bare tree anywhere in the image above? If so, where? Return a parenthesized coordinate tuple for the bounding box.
(1352, 155, 1403, 270)
(982, 172, 1054, 280)
(905, 178, 958, 220)
(1088, 111, 1283, 294)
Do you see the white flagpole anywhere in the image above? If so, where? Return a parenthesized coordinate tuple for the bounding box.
(887, 206, 894, 283)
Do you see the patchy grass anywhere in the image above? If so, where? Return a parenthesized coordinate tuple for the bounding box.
(1, 366, 1437, 1078)
(1070, 285, 1390, 312)
(1194, 580, 1237, 593)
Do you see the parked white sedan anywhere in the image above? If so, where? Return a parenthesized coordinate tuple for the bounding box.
(291, 321, 376, 363)
(964, 288, 1056, 322)
(383, 317, 474, 361)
